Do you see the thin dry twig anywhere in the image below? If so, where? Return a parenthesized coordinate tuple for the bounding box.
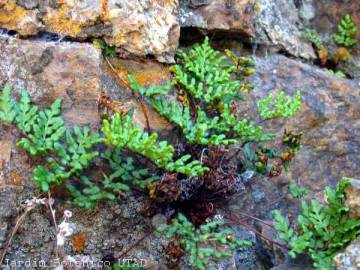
(48, 191, 60, 259)
(116, 229, 155, 260)
(224, 214, 288, 249)
(0, 202, 37, 264)
(104, 57, 151, 133)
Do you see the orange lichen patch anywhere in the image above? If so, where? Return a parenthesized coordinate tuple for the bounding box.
(0, 2, 40, 35)
(71, 232, 87, 253)
(7, 172, 22, 186)
(332, 47, 351, 63)
(100, 0, 110, 21)
(104, 58, 171, 88)
(43, 6, 83, 37)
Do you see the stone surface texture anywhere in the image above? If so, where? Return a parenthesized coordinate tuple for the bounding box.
(334, 236, 360, 270)
(0, 35, 102, 128)
(240, 54, 360, 191)
(0, 0, 180, 62)
(302, 0, 360, 79)
(179, 0, 315, 60)
(345, 179, 360, 219)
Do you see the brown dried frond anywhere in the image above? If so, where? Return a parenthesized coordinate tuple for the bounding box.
(154, 173, 181, 203)
(97, 92, 132, 118)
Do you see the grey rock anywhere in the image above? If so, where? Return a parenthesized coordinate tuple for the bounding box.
(254, 0, 315, 59)
(334, 236, 360, 270)
(298, 0, 316, 23)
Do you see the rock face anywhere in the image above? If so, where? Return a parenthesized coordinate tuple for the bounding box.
(242, 54, 360, 191)
(0, 35, 170, 131)
(179, 0, 315, 60)
(301, 0, 360, 79)
(0, 35, 102, 128)
(253, 0, 314, 59)
(334, 236, 360, 270)
(179, 0, 255, 37)
(0, 0, 180, 62)
(345, 179, 360, 219)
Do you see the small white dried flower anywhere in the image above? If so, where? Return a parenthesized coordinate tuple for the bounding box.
(64, 210, 73, 219)
(57, 221, 76, 247)
(36, 198, 46, 205)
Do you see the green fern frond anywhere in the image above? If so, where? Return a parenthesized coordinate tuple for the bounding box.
(273, 179, 360, 270)
(33, 126, 100, 192)
(159, 213, 251, 270)
(0, 84, 17, 124)
(333, 14, 358, 47)
(258, 90, 302, 120)
(67, 176, 127, 208)
(102, 149, 159, 189)
(17, 99, 66, 155)
(15, 91, 39, 133)
(101, 113, 208, 176)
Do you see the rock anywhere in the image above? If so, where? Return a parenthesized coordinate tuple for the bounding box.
(0, 35, 170, 131)
(253, 0, 315, 59)
(298, 0, 316, 23)
(179, 0, 315, 60)
(0, 2, 42, 36)
(0, 141, 12, 163)
(233, 227, 264, 270)
(308, 0, 360, 79)
(345, 179, 360, 219)
(241, 54, 360, 191)
(179, 0, 255, 37)
(334, 236, 360, 270)
(0, 0, 180, 62)
(0, 35, 102, 128)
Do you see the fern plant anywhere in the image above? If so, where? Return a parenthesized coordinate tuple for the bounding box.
(16, 96, 66, 155)
(0, 86, 101, 194)
(258, 90, 302, 120)
(302, 29, 324, 49)
(93, 39, 117, 57)
(273, 178, 360, 269)
(33, 126, 100, 191)
(67, 175, 129, 208)
(0, 84, 17, 124)
(324, 69, 346, 79)
(159, 213, 251, 270)
(333, 14, 358, 47)
(129, 37, 288, 146)
(101, 113, 208, 177)
(102, 149, 159, 190)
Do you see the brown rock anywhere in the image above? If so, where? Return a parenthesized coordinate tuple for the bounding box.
(0, 35, 172, 131)
(0, 36, 102, 128)
(103, 57, 173, 131)
(310, 0, 360, 79)
(0, 0, 180, 62)
(241, 54, 360, 191)
(179, 0, 255, 37)
(0, 140, 12, 162)
(180, 0, 315, 60)
(345, 179, 360, 219)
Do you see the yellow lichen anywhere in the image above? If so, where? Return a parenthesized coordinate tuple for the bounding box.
(104, 58, 171, 88)
(43, 3, 85, 37)
(0, 2, 39, 35)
